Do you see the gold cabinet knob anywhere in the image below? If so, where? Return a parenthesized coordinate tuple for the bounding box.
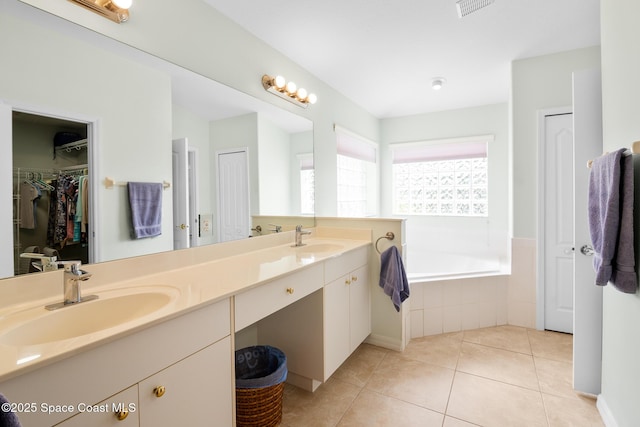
(286, 287, 294, 294)
(115, 409, 129, 421)
(345, 279, 351, 285)
(154, 385, 166, 398)
(351, 276, 358, 282)
(179, 223, 188, 230)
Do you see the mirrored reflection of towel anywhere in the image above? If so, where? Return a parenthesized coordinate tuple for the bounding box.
(127, 182, 163, 239)
(379, 246, 410, 311)
(588, 148, 637, 294)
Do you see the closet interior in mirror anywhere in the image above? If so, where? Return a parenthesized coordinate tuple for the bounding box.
(12, 111, 90, 276)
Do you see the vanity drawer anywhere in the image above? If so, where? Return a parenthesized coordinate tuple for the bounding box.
(324, 246, 369, 284)
(234, 263, 323, 331)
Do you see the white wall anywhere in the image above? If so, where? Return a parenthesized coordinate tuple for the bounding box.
(511, 46, 601, 239)
(290, 131, 314, 215)
(258, 116, 292, 215)
(598, 1, 640, 425)
(380, 103, 510, 266)
(0, 6, 174, 263)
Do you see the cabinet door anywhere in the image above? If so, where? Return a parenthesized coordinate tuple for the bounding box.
(323, 274, 350, 379)
(349, 264, 371, 352)
(139, 338, 233, 426)
(55, 385, 139, 427)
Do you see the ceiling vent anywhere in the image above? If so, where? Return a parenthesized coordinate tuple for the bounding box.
(456, 0, 495, 18)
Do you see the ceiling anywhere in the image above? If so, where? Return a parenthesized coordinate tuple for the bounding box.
(203, 0, 601, 118)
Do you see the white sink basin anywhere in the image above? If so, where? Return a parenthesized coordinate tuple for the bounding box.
(0, 287, 179, 346)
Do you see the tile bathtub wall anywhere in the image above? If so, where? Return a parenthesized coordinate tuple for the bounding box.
(410, 238, 537, 337)
(409, 275, 509, 337)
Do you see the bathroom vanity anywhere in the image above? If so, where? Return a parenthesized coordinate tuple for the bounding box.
(0, 229, 371, 426)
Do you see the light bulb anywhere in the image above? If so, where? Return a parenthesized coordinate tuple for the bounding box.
(112, 0, 132, 9)
(286, 81, 297, 95)
(307, 93, 318, 104)
(296, 88, 308, 101)
(274, 75, 286, 89)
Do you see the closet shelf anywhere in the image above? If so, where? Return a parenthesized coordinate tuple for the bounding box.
(55, 139, 88, 153)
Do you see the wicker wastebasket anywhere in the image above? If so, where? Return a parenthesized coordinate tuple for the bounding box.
(235, 346, 287, 427)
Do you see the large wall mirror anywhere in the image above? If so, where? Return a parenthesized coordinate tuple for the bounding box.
(1, 2, 314, 279)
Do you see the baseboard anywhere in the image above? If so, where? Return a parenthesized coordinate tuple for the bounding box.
(597, 394, 619, 427)
(365, 333, 403, 351)
(286, 371, 322, 392)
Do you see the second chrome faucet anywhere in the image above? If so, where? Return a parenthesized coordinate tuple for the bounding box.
(293, 225, 312, 247)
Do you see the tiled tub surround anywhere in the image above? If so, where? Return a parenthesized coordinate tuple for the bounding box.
(410, 275, 509, 337)
(410, 238, 538, 338)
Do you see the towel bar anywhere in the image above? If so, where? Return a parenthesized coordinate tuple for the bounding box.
(104, 176, 171, 189)
(375, 232, 395, 254)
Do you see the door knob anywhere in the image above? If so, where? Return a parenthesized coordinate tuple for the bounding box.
(580, 245, 595, 256)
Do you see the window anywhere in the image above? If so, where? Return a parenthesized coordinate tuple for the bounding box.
(391, 137, 490, 217)
(298, 153, 314, 215)
(335, 125, 378, 217)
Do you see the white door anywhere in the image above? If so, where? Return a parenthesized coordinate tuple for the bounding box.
(0, 103, 13, 277)
(572, 68, 603, 395)
(217, 150, 250, 242)
(543, 112, 575, 333)
(188, 148, 199, 248)
(172, 138, 189, 250)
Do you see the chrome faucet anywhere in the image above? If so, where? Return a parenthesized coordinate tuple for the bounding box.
(268, 223, 282, 233)
(293, 225, 312, 247)
(46, 261, 98, 311)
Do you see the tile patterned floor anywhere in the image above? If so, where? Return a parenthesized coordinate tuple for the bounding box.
(281, 326, 604, 426)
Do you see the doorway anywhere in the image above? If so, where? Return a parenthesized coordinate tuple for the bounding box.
(10, 109, 95, 276)
(216, 148, 250, 242)
(172, 138, 200, 250)
(541, 111, 575, 334)
(536, 68, 604, 396)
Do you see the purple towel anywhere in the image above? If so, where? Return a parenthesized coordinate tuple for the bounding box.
(588, 148, 637, 293)
(0, 393, 22, 426)
(379, 246, 410, 311)
(127, 182, 163, 239)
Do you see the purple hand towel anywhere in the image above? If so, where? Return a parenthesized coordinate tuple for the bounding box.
(128, 182, 163, 239)
(379, 246, 410, 311)
(0, 393, 22, 426)
(588, 148, 637, 293)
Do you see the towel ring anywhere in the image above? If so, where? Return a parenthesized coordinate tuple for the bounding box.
(375, 232, 395, 254)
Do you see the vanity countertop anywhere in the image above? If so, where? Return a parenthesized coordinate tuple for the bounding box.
(0, 236, 371, 382)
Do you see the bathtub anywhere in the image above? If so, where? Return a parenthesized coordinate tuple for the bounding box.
(406, 250, 510, 338)
(405, 250, 503, 282)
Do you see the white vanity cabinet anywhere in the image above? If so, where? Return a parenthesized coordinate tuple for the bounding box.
(54, 386, 139, 427)
(234, 263, 324, 332)
(0, 299, 233, 427)
(138, 338, 232, 426)
(323, 247, 371, 379)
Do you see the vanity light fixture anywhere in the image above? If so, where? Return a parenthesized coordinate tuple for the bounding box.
(262, 74, 318, 108)
(69, 0, 132, 23)
(431, 77, 446, 90)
